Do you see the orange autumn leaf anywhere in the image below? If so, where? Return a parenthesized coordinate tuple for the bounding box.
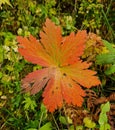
(17, 18, 101, 112)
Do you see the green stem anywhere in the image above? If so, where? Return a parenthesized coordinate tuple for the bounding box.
(51, 113, 60, 130)
(106, 0, 112, 15)
(101, 8, 115, 38)
(38, 112, 44, 129)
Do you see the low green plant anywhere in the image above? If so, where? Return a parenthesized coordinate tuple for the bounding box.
(22, 94, 37, 111)
(96, 40, 115, 75)
(78, 0, 103, 30)
(59, 115, 83, 130)
(83, 117, 96, 129)
(98, 101, 111, 130)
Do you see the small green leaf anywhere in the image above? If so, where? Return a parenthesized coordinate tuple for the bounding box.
(99, 113, 107, 125)
(76, 125, 83, 130)
(105, 64, 115, 75)
(69, 125, 74, 130)
(96, 40, 115, 66)
(99, 123, 110, 130)
(69, 125, 84, 130)
(59, 116, 72, 125)
(39, 122, 52, 130)
(6, 65, 14, 71)
(96, 53, 115, 64)
(22, 96, 37, 111)
(99, 102, 110, 129)
(67, 116, 72, 124)
(101, 101, 110, 113)
(104, 123, 111, 130)
(83, 117, 96, 128)
(103, 40, 115, 53)
(59, 116, 67, 125)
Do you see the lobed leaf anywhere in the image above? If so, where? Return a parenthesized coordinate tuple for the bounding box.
(17, 18, 101, 112)
(96, 53, 115, 64)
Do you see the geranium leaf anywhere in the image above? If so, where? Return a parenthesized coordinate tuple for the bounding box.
(17, 18, 101, 112)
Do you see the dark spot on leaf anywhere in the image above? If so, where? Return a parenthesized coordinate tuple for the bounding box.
(29, 82, 34, 87)
(69, 83, 72, 87)
(43, 77, 47, 80)
(56, 87, 58, 89)
(63, 73, 67, 76)
(52, 90, 54, 94)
